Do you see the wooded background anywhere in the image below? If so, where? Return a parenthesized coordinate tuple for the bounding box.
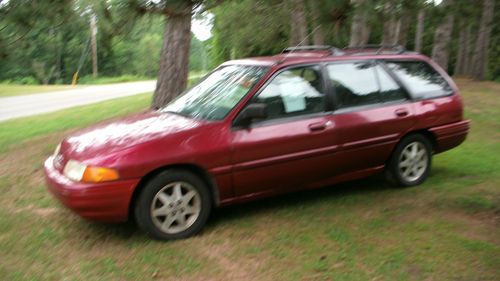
(0, 0, 497, 107)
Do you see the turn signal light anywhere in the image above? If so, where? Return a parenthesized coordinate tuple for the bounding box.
(82, 166, 119, 183)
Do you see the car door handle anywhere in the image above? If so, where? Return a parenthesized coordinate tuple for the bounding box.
(308, 121, 330, 132)
(395, 108, 409, 117)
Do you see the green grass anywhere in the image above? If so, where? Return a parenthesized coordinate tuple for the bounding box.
(0, 84, 84, 97)
(0, 79, 498, 280)
(77, 74, 152, 85)
(0, 93, 152, 153)
(77, 72, 206, 85)
(0, 72, 205, 97)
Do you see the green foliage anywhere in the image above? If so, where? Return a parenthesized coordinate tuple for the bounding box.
(0, 0, 87, 84)
(190, 35, 211, 72)
(77, 75, 150, 84)
(211, 0, 290, 64)
(0, 0, 497, 82)
(0, 1, 210, 84)
(16, 77, 39, 85)
(210, 0, 496, 80)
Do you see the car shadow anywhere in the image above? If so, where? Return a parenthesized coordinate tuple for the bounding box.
(80, 175, 395, 241)
(207, 174, 394, 228)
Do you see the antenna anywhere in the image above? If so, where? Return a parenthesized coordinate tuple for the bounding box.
(279, 25, 322, 63)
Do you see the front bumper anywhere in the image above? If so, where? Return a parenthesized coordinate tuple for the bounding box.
(44, 157, 140, 222)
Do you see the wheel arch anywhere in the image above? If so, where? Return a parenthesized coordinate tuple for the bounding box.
(128, 163, 220, 220)
(386, 129, 437, 165)
(403, 129, 437, 151)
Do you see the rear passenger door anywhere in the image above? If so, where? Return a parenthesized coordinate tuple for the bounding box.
(326, 60, 417, 174)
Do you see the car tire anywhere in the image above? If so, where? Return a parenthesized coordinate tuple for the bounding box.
(386, 134, 432, 187)
(134, 169, 212, 240)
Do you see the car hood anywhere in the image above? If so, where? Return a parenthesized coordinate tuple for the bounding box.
(62, 110, 204, 160)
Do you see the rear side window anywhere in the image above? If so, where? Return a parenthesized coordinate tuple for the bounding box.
(326, 61, 407, 109)
(385, 61, 453, 99)
(376, 65, 407, 102)
(327, 62, 380, 108)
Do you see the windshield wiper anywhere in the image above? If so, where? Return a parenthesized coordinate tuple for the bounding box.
(161, 110, 192, 118)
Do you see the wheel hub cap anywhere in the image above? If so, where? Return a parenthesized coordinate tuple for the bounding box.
(398, 141, 428, 182)
(150, 181, 201, 234)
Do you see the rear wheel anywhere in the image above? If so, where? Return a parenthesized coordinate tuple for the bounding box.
(387, 134, 432, 187)
(135, 170, 211, 240)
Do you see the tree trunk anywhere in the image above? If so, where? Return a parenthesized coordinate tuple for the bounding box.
(289, 0, 308, 46)
(152, 10, 192, 109)
(395, 8, 410, 47)
(414, 10, 424, 53)
(463, 24, 472, 75)
(454, 21, 466, 75)
(431, 0, 454, 71)
(471, 0, 494, 80)
(90, 15, 98, 79)
(309, 0, 325, 45)
(349, 0, 371, 47)
(381, 0, 396, 45)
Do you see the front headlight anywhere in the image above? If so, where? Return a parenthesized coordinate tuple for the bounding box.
(63, 160, 119, 183)
(63, 160, 87, 182)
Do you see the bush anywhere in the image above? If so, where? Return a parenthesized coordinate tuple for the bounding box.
(77, 74, 150, 85)
(16, 76, 39, 85)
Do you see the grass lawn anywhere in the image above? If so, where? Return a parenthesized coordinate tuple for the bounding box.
(0, 84, 85, 98)
(0, 79, 498, 280)
(0, 93, 152, 153)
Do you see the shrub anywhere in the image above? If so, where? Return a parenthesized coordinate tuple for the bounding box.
(16, 76, 39, 85)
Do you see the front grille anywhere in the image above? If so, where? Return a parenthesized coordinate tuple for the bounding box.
(53, 154, 65, 172)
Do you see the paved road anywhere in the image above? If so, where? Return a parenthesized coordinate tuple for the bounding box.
(0, 80, 156, 121)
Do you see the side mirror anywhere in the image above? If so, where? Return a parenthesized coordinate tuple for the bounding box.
(234, 103, 268, 127)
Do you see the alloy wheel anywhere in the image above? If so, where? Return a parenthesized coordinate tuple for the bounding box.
(398, 141, 428, 182)
(150, 181, 201, 234)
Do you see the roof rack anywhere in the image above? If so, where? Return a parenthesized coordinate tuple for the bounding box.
(281, 45, 345, 56)
(279, 44, 412, 60)
(343, 44, 407, 55)
(282, 45, 332, 53)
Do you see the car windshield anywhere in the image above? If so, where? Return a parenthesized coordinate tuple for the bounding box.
(162, 65, 269, 120)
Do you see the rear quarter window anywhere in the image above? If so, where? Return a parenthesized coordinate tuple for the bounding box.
(385, 61, 453, 99)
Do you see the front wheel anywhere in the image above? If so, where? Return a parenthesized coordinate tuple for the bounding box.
(387, 134, 432, 187)
(134, 170, 212, 240)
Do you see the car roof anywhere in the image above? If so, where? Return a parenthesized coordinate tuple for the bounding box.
(221, 46, 431, 68)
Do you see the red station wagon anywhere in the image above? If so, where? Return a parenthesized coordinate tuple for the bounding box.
(44, 45, 470, 240)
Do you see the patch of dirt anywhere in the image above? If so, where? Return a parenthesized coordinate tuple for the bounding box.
(389, 200, 499, 246)
(197, 241, 268, 281)
(0, 130, 72, 217)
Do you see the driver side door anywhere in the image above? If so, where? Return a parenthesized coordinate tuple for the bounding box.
(230, 65, 339, 197)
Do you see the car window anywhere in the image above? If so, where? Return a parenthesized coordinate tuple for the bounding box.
(385, 61, 453, 99)
(163, 65, 268, 120)
(376, 65, 407, 102)
(327, 62, 380, 108)
(253, 65, 325, 120)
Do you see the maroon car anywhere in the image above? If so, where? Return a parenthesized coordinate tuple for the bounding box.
(44, 45, 470, 240)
